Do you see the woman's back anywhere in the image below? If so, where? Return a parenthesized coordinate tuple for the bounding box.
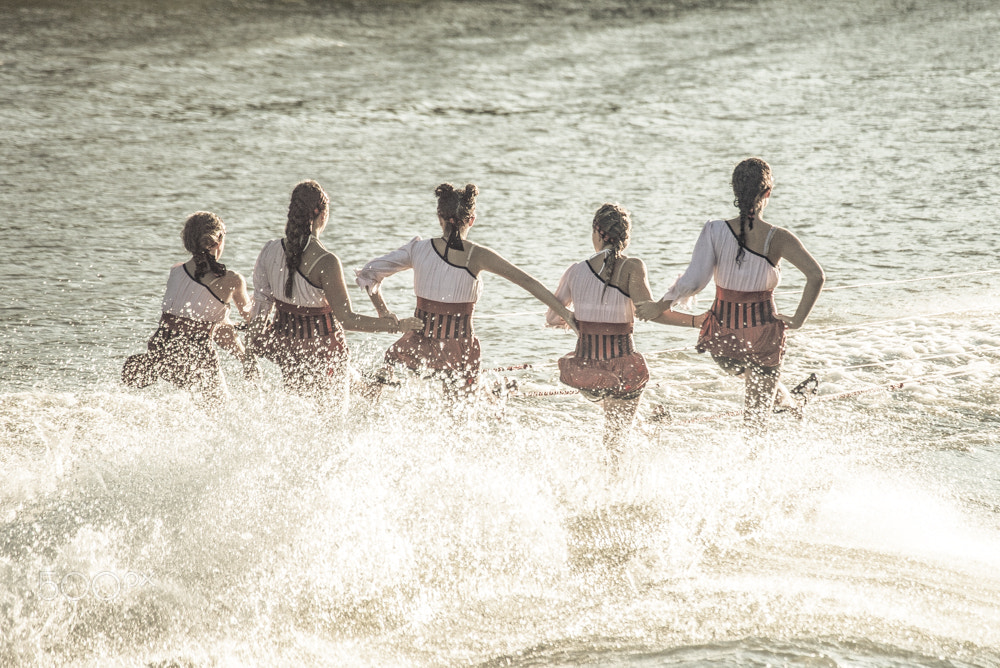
(161, 263, 231, 323)
(697, 218, 783, 294)
(253, 237, 328, 309)
(557, 254, 635, 324)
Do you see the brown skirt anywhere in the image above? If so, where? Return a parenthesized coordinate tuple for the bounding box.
(559, 321, 649, 400)
(122, 313, 224, 398)
(251, 301, 349, 394)
(385, 297, 480, 383)
(697, 286, 787, 370)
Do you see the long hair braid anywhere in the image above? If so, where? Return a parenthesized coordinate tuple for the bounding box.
(283, 180, 329, 298)
(731, 157, 774, 265)
(435, 182, 478, 261)
(181, 211, 227, 281)
(592, 203, 632, 297)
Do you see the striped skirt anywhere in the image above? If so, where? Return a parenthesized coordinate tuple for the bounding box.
(697, 286, 787, 369)
(386, 297, 481, 382)
(252, 301, 349, 393)
(558, 321, 649, 400)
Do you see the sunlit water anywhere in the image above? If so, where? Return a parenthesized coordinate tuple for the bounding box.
(1, 0, 999, 665)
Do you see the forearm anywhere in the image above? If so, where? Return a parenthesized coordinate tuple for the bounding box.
(338, 310, 401, 334)
(652, 309, 698, 328)
(635, 297, 673, 320)
(546, 305, 570, 328)
(517, 276, 562, 314)
(367, 288, 394, 318)
(791, 278, 825, 328)
(530, 284, 576, 326)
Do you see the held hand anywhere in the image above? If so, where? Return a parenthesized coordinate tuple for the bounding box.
(397, 316, 423, 332)
(563, 312, 579, 334)
(635, 299, 668, 321)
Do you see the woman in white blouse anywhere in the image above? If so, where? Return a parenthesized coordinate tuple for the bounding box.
(637, 158, 825, 434)
(547, 203, 704, 462)
(356, 182, 576, 393)
(248, 180, 421, 402)
(123, 211, 254, 404)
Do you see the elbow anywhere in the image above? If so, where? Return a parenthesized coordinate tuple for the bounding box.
(813, 269, 827, 289)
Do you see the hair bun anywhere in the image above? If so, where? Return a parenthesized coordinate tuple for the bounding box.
(435, 183, 456, 198)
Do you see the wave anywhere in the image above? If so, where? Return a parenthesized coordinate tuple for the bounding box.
(2, 372, 999, 664)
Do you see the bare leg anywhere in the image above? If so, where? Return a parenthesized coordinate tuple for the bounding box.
(744, 368, 779, 436)
(603, 394, 641, 467)
(320, 363, 351, 420)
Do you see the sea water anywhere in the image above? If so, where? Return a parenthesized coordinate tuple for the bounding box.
(1, 0, 999, 665)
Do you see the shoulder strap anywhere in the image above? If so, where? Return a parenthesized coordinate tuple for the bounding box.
(610, 256, 632, 297)
(298, 237, 325, 276)
(763, 226, 778, 256)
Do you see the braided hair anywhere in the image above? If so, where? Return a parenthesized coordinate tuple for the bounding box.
(592, 203, 632, 297)
(435, 182, 478, 261)
(731, 157, 774, 265)
(181, 211, 227, 281)
(283, 180, 329, 298)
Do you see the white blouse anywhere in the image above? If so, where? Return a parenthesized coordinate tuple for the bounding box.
(250, 237, 328, 319)
(662, 219, 781, 307)
(546, 252, 634, 327)
(355, 237, 483, 304)
(161, 263, 229, 323)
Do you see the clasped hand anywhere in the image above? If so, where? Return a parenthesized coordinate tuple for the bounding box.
(634, 299, 668, 321)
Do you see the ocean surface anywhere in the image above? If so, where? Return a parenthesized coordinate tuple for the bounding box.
(1, 0, 999, 665)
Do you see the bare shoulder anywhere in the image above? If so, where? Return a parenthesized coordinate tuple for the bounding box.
(224, 269, 246, 285)
(621, 256, 647, 271)
(619, 255, 647, 277)
(466, 239, 495, 257)
(770, 225, 804, 252)
(770, 225, 823, 276)
(316, 249, 343, 272)
(466, 241, 503, 271)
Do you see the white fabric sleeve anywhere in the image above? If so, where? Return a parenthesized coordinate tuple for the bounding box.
(249, 244, 274, 321)
(661, 221, 716, 309)
(545, 264, 574, 329)
(355, 236, 419, 294)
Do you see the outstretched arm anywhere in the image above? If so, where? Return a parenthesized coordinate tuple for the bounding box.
(366, 287, 400, 330)
(545, 266, 574, 329)
(772, 229, 825, 329)
(627, 258, 703, 329)
(317, 254, 420, 334)
(472, 246, 578, 333)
